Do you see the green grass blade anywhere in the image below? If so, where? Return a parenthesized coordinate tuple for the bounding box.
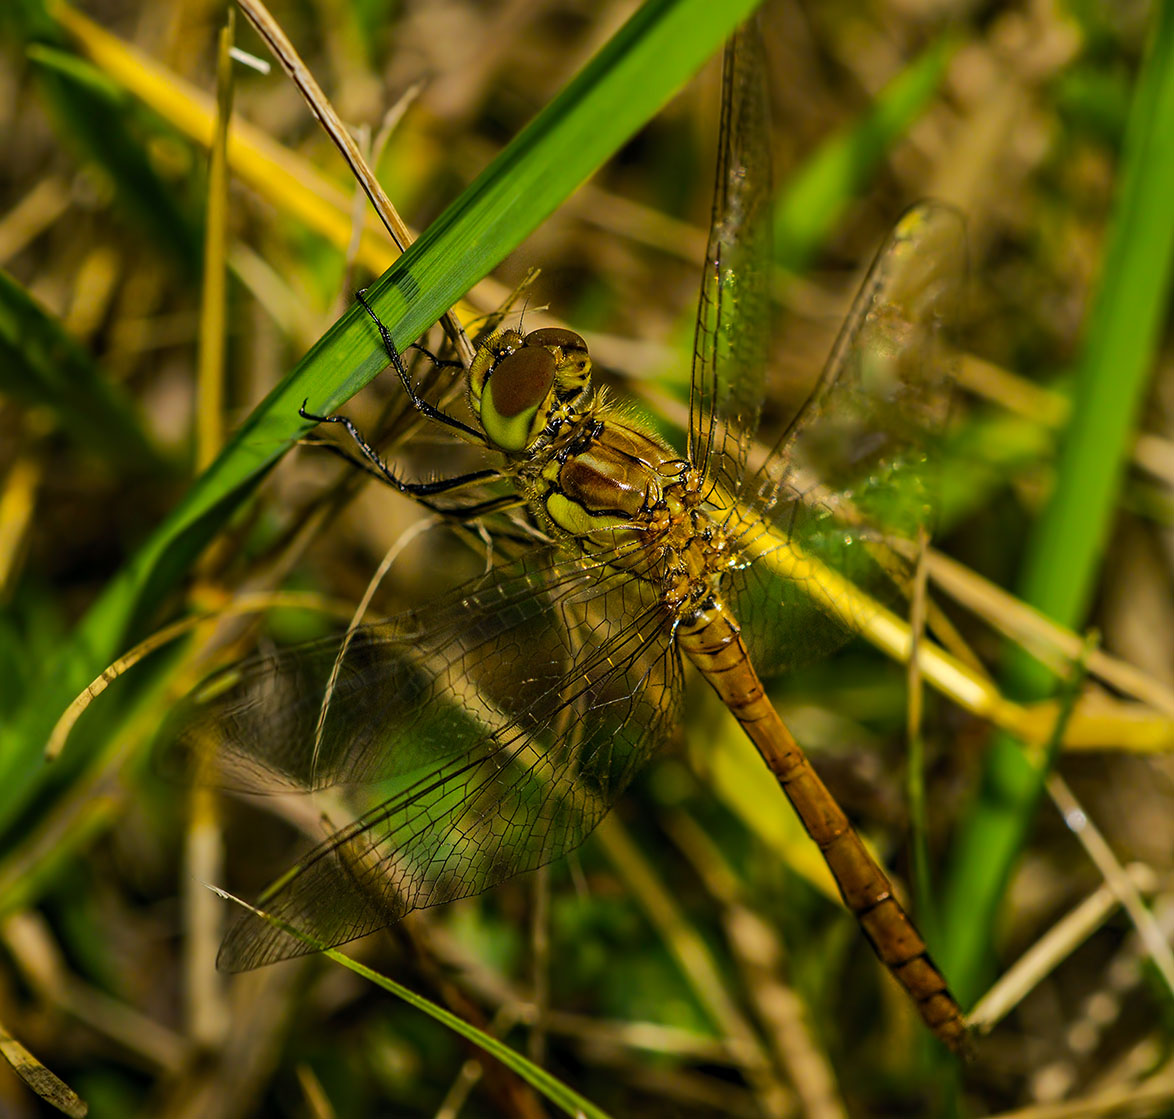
(0, 269, 168, 470)
(940, 2, 1174, 1003)
(0, 0, 762, 831)
(19, 39, 202, 269)
(775, 33, 956, 272)
(216, 891, 614, 1118)
(323, 949, 614, 1119)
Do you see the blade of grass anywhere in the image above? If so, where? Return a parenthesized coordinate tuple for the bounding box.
(0, 0, 762, 829)
(939, 1, 1174, 1004)
(0, 1017, 87, 1119)
(235, 0, 471, 364)
(183, 5, 236, 1051)
(211, 888, 614, 1119)
(775, 33, 958, 272)
(194, 9, 234, 474)
(593, 814, 788, 1113)
(906, 531, 936, 944)
(8, 1, 203, 271)
(46, 0, 402, 281)
(966, 863, 1156, 1034)
(0, 269, 168, 470)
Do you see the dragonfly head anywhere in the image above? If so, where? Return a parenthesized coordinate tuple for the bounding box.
(469, 327, 592, 452)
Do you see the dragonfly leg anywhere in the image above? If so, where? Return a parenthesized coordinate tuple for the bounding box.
(298, 402, 504, 512)
(403, 341, 464, 371)
(355, 289, 485, 443)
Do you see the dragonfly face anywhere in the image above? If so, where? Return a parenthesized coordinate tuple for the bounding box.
(163, 19, 968, 1052)
(468, 326, 592, 452)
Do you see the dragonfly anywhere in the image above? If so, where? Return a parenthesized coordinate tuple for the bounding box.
(164, 20, 967, 1051)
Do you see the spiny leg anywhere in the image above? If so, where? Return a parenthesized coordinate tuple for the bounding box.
(354, 289, 485, 443)
(403, 341, 463, 372)
(299, 400, 495, 489)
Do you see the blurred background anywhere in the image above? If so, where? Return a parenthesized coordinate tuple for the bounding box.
(1, 0, 1173, 1116)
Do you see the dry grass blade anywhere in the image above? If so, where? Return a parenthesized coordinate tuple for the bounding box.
(45, 591, 351, 761)
(195, 9, 235, 472)
(666, 808, 846, 1119)
(4, 911, 185, 1073)
(235, 0, 411, 250)
(312, 516, 441, 780)
(236, 0, 474, 364)
(967, 863, 1158, 1034)
(1046, 775, 1174, 999)
(958, 351, 1174, 490)
(976, 1064, 1174, 1119)
(183, 6, 237, 1049)
(0, 1016, 87, 1118)
(928, 549, 1174, 720)
(294, 1062, 337, 1119)
(0, 176, 71, 264)
(0, 457, 40, 593)
(593, 815, 791, 1117)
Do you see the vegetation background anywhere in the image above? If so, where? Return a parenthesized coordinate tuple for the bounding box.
(1, 0, 1173, 1116)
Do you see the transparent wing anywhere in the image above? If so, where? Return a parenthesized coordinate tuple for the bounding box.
(727, 202, 965, 674)
(160, 548, 682, 970)
(688, 17, 772, 497)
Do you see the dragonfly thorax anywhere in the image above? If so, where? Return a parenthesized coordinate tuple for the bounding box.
(507, 405, 738, 622)
(469, 326, 592, 453)
(536, 418, 688, 537)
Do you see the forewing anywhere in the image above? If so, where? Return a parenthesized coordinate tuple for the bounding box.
(729, 202, 965, 674)
(688, 17, 772, 496)
(160, 548, 682, 970)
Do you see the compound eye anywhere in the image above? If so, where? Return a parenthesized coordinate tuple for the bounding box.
(523, 328, 591, 396)
(481, 345, 556, 451)
(524, 327, 586, 354)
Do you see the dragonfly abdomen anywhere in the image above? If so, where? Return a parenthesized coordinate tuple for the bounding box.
(678, 601, 968, 1052)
